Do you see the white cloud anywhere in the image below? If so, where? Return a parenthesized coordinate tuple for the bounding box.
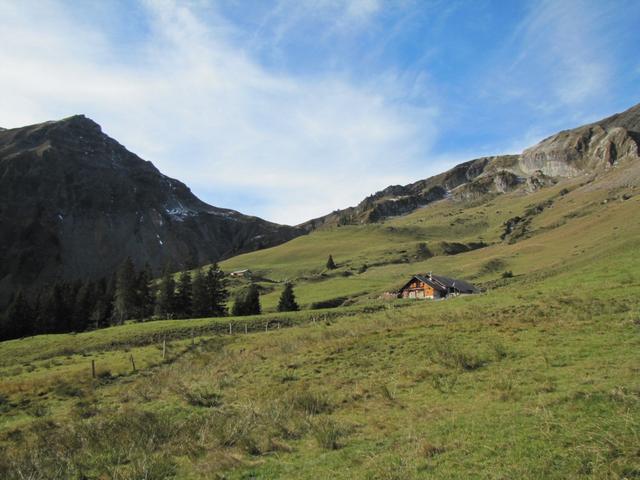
(487, 0, 613, 110)
(0, 0, 437, 225)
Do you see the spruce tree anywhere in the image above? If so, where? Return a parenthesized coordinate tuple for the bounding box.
(191, 268, 209, 317)
(277, 283, 299, 312)
(205, 264, 228, 317)
(231, 291, 246, 316)
(156, 270, 176, 319)
(91, 277, 113, 329)
(72, 280, 95, 332)
(231, 284, 260, 316)
(135, 264, 154, 319)
(244, 284, 261, 315)
(113, 258, 137, 324)
(2, 291, 32, 339)
(175, 271, 193, 318)
(326, 254, 337, 270)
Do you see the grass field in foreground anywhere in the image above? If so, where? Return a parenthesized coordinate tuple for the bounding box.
(1, 233, 639, 479)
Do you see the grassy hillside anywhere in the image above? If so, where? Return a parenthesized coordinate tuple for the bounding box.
(221, 169, 638, 312)
(1, 166, 639, 479)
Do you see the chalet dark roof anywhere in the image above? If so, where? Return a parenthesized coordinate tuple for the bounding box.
(412, 274, 447, 292)
(399, 273, 478, 294)
(430, 274, 478, 294)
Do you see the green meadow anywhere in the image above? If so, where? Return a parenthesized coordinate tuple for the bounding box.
(1, 171, 639, 479)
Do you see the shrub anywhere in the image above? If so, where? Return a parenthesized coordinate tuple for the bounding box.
(430, 340, 485, 371)
(182, 384, 223, 408)
(0, 393, 10, 413)
(53, 381, 85, 398)
(480, 258, 507, 274)
(291, 389, 332, 415)
(310, 297, 347, 310)
(379, 384, 396, 402)
(431, 372, 458, 393)
(417, 440, 446, 458)
(312, 417, 342, 450)
(502, 270, 514, 278)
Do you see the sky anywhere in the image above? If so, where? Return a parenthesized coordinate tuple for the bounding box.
(1, 0, 639, 225)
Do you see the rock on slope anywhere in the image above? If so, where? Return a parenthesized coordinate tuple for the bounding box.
(0, 115, 303, 305)
(302, 102, 640, 229)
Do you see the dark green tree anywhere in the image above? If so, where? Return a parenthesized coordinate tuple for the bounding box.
(277, 283, 299, 312)
(232, 284, 261, 316)
(135, 264, 155, 319)
(1, 291, 33, 340)
(113, 258, 137, 324)
(91, 277, 114, 329)
(156, 270, 176, 319)
(326, 254, 337, 270)
(191, 268, 209, 317)
(72, 280, 96, 332)
(205, 264, 228, 317)
(175, 271, 193, 318)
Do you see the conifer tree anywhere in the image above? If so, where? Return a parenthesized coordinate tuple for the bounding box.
(91, 277, 113, 329)
(244, 283, 261, 315)
(175, 271, 193, 318)
(156, 270, 176, 319)
(231, 283, 260, 316)
(72, 280, 95, 332)
(231, 291, 245, 316)
(277, 283, 299, 312)
(191, 268, 209, 317)
(2, 291, 32, 340)
(135, 264, 154, 319)
(205, 264, 228, 317)
(113, 258, 137, 324)
(326, 254, 337, 270)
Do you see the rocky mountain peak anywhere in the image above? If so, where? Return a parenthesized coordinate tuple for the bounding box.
(0, 116, 304, 306)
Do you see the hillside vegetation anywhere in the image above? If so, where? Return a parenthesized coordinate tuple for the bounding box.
(1, 157, 639, 478)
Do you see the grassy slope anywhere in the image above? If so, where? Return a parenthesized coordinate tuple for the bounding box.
(221, 173, 635, 310)
(1, 169, 639, 479)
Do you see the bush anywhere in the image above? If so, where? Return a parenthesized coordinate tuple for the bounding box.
(430, 340, 485, 371)
(310, 297, 347, 310)
(53, 381, 85, 398)
(291, 390, 332, 415)
(502, 270, 514, 278)
(181, 384, 223, 408)
(312, 417, 342, 450)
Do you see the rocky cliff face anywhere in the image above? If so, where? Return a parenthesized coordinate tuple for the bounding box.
(0, 115, 303, 305)
(304, 103, 640, 229)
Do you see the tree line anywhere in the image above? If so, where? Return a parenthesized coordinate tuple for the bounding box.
(0, 259, 300, 341)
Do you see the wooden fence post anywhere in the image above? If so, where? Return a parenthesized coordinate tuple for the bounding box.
(91, 359, 96, 379)
(265, 321, 268, 333)
(162, 337, 166, 360)
(191, 329, 194, 346)
(245, 324, 248, 334)
(130, 354, 136, 372)
(229, 323, 232, 334)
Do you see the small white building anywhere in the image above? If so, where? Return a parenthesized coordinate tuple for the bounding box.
(229, 269, 252, 278)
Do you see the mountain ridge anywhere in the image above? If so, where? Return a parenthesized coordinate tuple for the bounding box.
(0, 115, 304, 306)
(301, 102, 640, 230)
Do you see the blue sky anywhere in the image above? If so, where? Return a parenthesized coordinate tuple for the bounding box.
(1, 0, 639, 224)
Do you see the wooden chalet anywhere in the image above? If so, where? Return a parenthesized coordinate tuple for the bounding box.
(398, 273, 477, 299)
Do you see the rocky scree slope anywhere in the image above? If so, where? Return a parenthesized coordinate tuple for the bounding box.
(0, 115, 303, 305)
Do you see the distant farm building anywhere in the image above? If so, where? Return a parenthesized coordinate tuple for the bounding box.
(398, 273, 478, 299)
(229, 269, 252, 278)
